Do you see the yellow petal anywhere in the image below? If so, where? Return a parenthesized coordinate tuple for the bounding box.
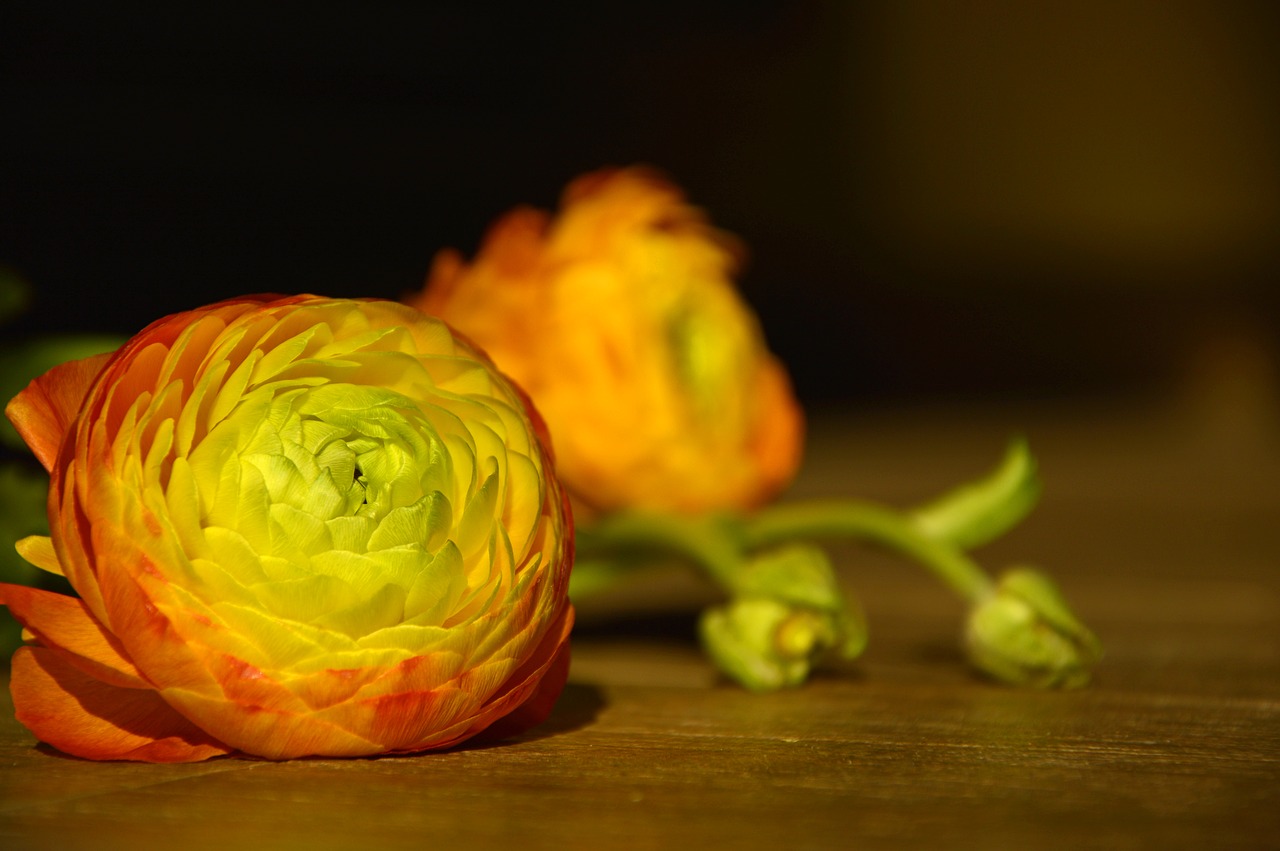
(16, 535, 63, 576)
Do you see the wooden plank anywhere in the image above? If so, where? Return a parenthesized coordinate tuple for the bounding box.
(1, 403, 1277, 850)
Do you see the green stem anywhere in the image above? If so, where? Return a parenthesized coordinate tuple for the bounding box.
(575, 512, 744, 590)
(568, 558, 643, 599)
(577, 499, 996, 605)
(742, 500, 994, 603)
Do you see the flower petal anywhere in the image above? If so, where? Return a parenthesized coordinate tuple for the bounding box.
(0, 583, 147, 689)
(405, 601, 576, 752)
(5, 352, 113, 472)
(14, 535, 63, 576)
(14, 295, 575, 760)
(404, 167, 803, 513)
(471, 614, 573, 744)
(160, 686, 383, 760)
(9, 646, 233, 762)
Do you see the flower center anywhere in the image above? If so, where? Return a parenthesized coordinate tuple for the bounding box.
(183, 381, 484, 637)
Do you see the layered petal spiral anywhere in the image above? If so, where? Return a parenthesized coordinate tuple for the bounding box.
(1, 294, 573, 761)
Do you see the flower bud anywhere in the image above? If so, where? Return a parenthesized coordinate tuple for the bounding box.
(699, 545, 865, 691)
(965, 567, 1102, 688)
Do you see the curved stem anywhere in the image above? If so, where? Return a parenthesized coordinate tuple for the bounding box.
(576, 498, 996, 605)
(568, 558, 643, 599)
(574, 511, 744, 590)
(743, 500, 994, 603)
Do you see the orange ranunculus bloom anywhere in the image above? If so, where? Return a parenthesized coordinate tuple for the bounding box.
(405, 167, 803, 514)
(0, 294, 573, 761)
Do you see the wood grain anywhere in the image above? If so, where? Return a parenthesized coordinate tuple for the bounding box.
(2, 402, 1277, 850)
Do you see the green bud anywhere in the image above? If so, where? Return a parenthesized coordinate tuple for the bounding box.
(911, 438, 1041, 550)
(729, 544, 836, 607)
(700, 598, 814, 691)
(965, 567, 1102, 688)
(699, 545, 867, 691)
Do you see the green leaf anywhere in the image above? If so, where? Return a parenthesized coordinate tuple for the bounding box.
(0, 462, 57, 658)
(0, 464, 51, 587)
(910, 438, 1041, 550)
(0, 334, 125, 449)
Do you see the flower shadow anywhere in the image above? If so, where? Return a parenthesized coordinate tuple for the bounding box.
(452, 682, 606, 752)
(525, 682, 607, 737)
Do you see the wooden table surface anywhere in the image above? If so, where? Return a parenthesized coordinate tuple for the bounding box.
(1, 399, 1277, 850)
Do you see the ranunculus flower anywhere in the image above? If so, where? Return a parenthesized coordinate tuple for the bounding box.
(405, 167, 803, 515)
(0, 294, 573, 761)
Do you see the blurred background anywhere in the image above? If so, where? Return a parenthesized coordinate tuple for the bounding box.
(1, 0, 1278, 410)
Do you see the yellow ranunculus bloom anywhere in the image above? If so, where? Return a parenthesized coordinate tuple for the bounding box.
(406, 167, 803, 514)
(0, 294, 573, 761)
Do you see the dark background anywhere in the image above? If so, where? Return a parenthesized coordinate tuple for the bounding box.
(2, 1, 1278, 407)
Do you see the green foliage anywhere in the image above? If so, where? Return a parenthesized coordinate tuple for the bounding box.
(910, 438, 1041, 550)
(0, 334, 125, 449)
(0, 271, 119, 656)
(0, 464, 53, 656)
